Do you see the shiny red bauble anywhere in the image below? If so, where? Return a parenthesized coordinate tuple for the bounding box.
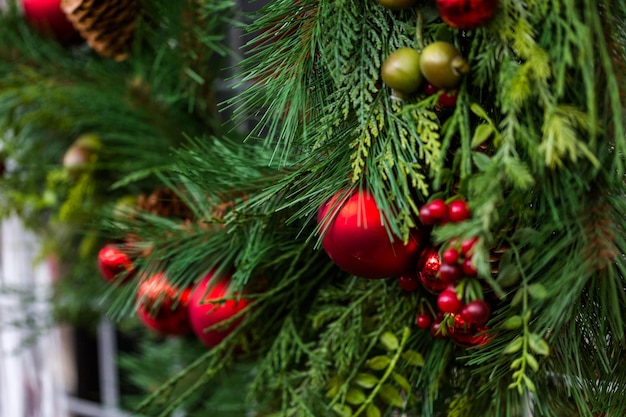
(447, 199, 471, 222)
(136, 273, 192, 336)
(416, 314, 432, 330)
(318, 190, 424, 279)
(417, 246, 446, 293)
(436, 0, 499, 30)
(188, 271, 248, 348)
(21, 0, 81, 42)
(447, 314, 489, 347)
(437, 289, 462, 313)
(97, 244, 135, 283)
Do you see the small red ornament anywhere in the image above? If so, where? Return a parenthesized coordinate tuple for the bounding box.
(435, 0, 499, 30)
(318, 190, 424, 279)
(442, 248, 460, 265)
(448, 199, 471, 222)
(439, 262, 463, 283)
(136, 273, 192, 336)
(462, 257, 478, 276)
(461, 237, 478, 256)
(97, 244, 135, 283)
(437, 90, 459, 107)
(447, 314, 489, 347)
(417, 246, 446, 293)
(188, 271, 248, 348)
(398, 273, 420, 292)
(21, 0, 81, 43)
(419, 204, 435, 225)
(427, 199, 447, 220)
(437, 289, 461, 313)
(416, 314, 432, 329)
(430, 321, 446, 339)
(459, 300, 491, 326)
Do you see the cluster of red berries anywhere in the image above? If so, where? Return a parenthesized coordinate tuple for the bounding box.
(419, 198, 471, 225)
(424, 83, 458, 108)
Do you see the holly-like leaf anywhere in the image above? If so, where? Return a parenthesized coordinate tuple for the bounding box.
(401, 350, 424, 367)
(354, 373, 379, 389)
(366, 404, 381, 417)
(528, 283, 548, 300)
(503, 337, 523, 354)
(378, 384, 404, 408)
(346, 388, 366, 405)
(528, 333, 550, 356)
(502, 315, 523, 330)
(393, 372, 412, 393)
(380, 331, 399, 352)
(471, 123, 494, 149)
(333, 404, 353, 417)
(367, 356, 391, 371)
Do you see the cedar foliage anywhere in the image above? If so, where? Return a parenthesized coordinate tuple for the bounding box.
(0, 0, 625, 416)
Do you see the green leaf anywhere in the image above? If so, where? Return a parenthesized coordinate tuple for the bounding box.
(346, 388, 366, 405)
(392, 372, 412, 392)
(401, 350, 425, 367)
(510, 357, 523, 370)
(526, 353, 540, 372)
(497, 264, 521, 288)
(378, 384, 404, 408)
(528, 334, 550, 356)
(523, 374, 537, 392)
(333, 404, 353, 417)
(528, 283, 548, 300)
(471, 123, 494, 148)
(354, 373, 379, 389)
(472, 152, 492, 172)
(511, 288, 524, 307)
(502, 315, 523, 330)
(367, 356, 391, 371)
(470, 103, 490, 120)
(366, 404, 381, 417)
(503, 337, 523, 354)
(380, 331, 399, 352)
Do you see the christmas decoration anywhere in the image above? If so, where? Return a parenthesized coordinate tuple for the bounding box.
(318, 190, 424, 279)
(437, 288, 461, 313)
(419, 41, 469, 89)
(447, 314, 489, 348)
(135, 186, 195, 221)
(459, 300, 491, 326)
(188, 271, 248, 348)
(376, 0, 416, 10)
(97, 243, 135, 283)
(381, 47, 423, 94)
(447, 199, 471, 222)
(398, 273, 420, 291)
(415, 313, 432, 329)
(436, 0, 499, 29)
(21, 0, 81, 42)
(136, 273, 192, 336)
(416, 246, 446, 293)
(62, 133, 102, 177)
(61, 0, 138, 61)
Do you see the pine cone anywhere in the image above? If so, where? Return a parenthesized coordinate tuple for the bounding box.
(136, 186, 195, 221)
(61, 0, 138, 62)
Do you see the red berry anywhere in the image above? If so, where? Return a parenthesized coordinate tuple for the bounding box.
(442, 248, 460, 265)
(462, 258, 478, 276)
(439, 262, 463, 283)
(460, 237, 478, 256)
(448, 199, 471, 222)
(459, 300, 492, 326)
(430, 321, 446, 339)
(427, 199, 447, 220)
(398, 274, 420, 292)
(424, 83, 441, 96)
(438, 90, 458, 107)
(416, 314, 432, 329)
(419, 204, 436, 225)
(437, 289, 461, 313)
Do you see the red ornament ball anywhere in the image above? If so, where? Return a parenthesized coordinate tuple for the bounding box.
(462, 257, 478, 276)
(417, 246, 446, 293)
(459, 300, 491, 326)
(97, 244, 135, 283)
(416, 313, 432, 329)
(447, 314, 489, 347)
(442, 247, 460, 265)
(436, 0, 499, 30)
(318, 190, 424, 279)
(461, 237, 478, 256)
(447, 199, 471, 222)
(437, 288, 462, 313)
(136, 273, 192, 336)
(398, 273, 420, 292)
(439, 262, 463, 283)
(188, 271, 248, 348)
(21, 0, 81, 42)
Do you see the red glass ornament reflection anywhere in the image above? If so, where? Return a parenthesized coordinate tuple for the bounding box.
(436, 0, 499, 30)
(21, 0, 82, 43)
(447, 314, 489, 347)
(318, 190, 424, 279)
(417, 246, 447, 293)
(136, 273, 192, 336)
(97, 244, 135, 283)
(188, 271, 248, 348)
